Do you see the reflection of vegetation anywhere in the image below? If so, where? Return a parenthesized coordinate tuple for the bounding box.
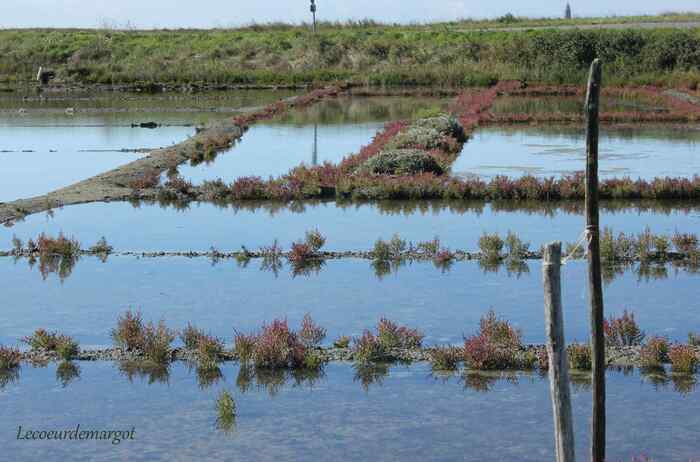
(0, 367, 20, 389)
(196, 365, 224, 390)
(353, 362, 390, 392)
(461, 370, 522, 393)
(215, 390, 237, 435)
(117, 361, 170, 385)
(56, 361, 81, 388)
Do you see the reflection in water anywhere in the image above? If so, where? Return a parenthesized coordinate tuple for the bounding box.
(117, 361, 171, 385)
(353, 362, 391, 392)
(461, 370, 527, 393)
(195, 365, 224, 390)
(0, 366, 20, 389)
(56, 361, 81, 388)
(235, 364, 326, 397)
(640, 366, 698, 396)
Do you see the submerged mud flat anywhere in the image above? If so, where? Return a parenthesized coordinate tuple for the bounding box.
(1, 257, 699, 347)
(453, 125, 700, 180)
(1, 362, 698, 461)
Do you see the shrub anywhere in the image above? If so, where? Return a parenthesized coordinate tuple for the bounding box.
(479, 233, 504, 259)
(89, 237, 113, 254)
(128, 168, 160, 190)
(567, 343, 592, 370)
(428, 346, 461, 371)
(359, 149, 444, 176)
(668, 345, 698, 373)
(672, 231, 699, 254)
(417, 237, 441, 256)
(216, 390, 237, 433)
(141, 321, 176, 364)
(373, 234, 407, 261)
(479, 310, 522, 349)
(0, 346, 21, 371)
(639, 336, 669, 368)
(55, 336, 79, 360)
(604, 310, 645, 347)
(304, 229, 326, 252)
(233, 331, 257, 363)
(352, 330, 384, 363)
(180, 323, 205, 350)
(298, 313, 326, 348)
(333, 336, 351, 349)
(504, 231, 529, 259)
(376, 318, 424, 349)
(35, 232, 80, 258)
(252, 318, 305, 369)
(462, 311, 525, 370)
(22, 330, 78, 359)
(413, 115, 466, 141)
(196, 334, 225, 369)
(22, 329, 61, 350)
(111, 310, 145, 351)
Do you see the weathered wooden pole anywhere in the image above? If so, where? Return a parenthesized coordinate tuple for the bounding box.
(310, 0, 317, 33)
(584, 58, 605, 462)
(543, 242, 576, 462)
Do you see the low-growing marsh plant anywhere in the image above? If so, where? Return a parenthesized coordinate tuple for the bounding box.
(298, 313, 327, 348)
(639, 336, 670, 369)
(463, 310, 526, 370)
(196, 335, 225, 369)
(111, 310, 145, 351)
(333, 336, 351, 349)
(304, 229, 326, 252)
(22, 330, 78, 360)
(504, 231, 529, 259)
(352, 330, 384, 363)
(417, 237, 441, 256)
(216, 390, 237, 434)
(672, 231, 699, 254)
(669, 345, 699, 373)
(0, 345, 21, 371)
(567, 343, 592, 370)
(141, 321, 176, 364)
(604, 310, 645, 347)
(88, 237, 113, 255)
(373, 234, 407, 261)
(479, 232, 504, 260)
(376, 318, 424, 350)
(233, 331, 257, 363)
(180, 323, 205, 350)
(128, 168, 160, 190)
(428, 346, 462, 371)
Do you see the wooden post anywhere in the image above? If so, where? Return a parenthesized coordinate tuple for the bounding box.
(543, 242, 576, 462)
(584, 58, 605, 462)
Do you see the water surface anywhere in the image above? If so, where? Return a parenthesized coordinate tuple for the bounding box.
(3, 200, 698, 253)
(0, 363, 697, 461)
(453, 125, 700, 180)
(1, 257, 698, 347)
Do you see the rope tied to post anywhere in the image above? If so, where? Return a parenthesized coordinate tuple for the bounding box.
(559, 227, 593, 266)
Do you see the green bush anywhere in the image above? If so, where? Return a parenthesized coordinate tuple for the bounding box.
(358, 149, 444, 176)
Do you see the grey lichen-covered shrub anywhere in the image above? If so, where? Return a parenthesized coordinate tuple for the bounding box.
(359, 149, 444, 176)
(385, 127, 445, 150)
(413, 115, 466, 141)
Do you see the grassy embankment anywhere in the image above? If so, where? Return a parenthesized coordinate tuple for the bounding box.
(1, 18, 700, 89)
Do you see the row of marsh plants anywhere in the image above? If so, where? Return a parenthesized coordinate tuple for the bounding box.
(599, 227, 699, 263)
(425, 310, 699, 376)
(5, 28, 700, 87)
(6, 310, 698, 377)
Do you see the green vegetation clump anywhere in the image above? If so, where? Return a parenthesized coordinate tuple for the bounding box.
(0, 346, 21, 371)
(478, 232, 504, 260)
(567, 343, 592, 370)
(639, 336, 669, 368)
(669, 345, 699, 373)
(111, 310, 175, 364)
(333, 336, 351, 349)
(3, 25, 700, 87)
(358, 149, 444, 176)
(428, 346, 462, 371)
(604, 310, 645, 347)
(22, 329, 79, 360)
(216, 390, 237, 433)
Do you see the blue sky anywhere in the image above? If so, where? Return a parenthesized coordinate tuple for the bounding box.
(0, 0, 698, 28)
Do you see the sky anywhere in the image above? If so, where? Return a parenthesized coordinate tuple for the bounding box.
(0, 0, 698, 29)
